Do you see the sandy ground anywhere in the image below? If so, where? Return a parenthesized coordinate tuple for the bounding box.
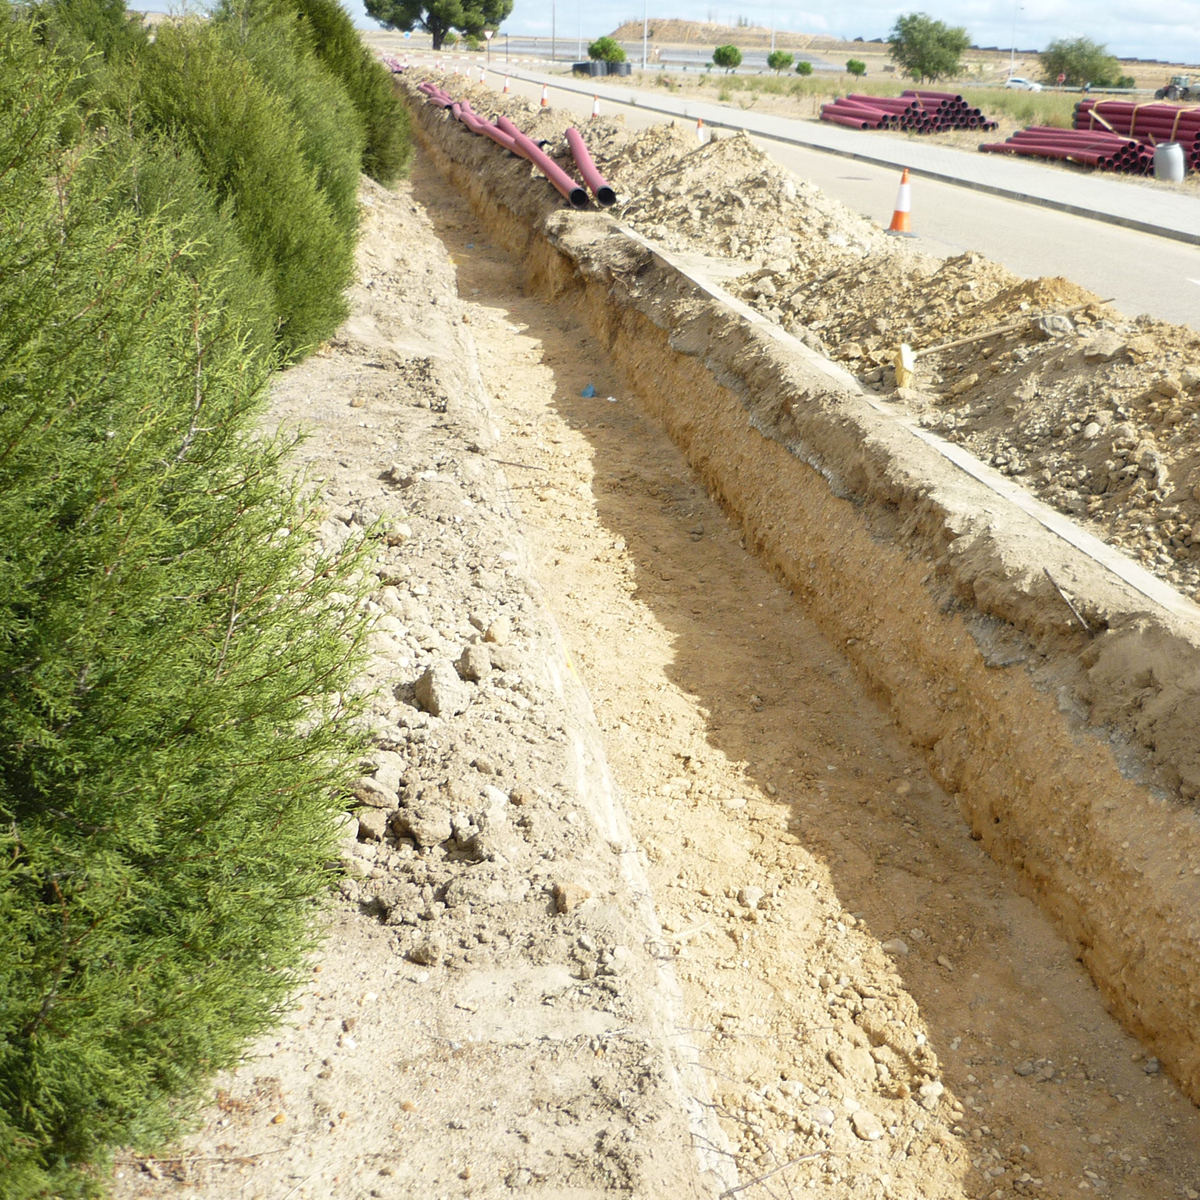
(109, 133, 1200, 1199)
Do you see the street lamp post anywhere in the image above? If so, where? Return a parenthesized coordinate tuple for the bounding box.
(552, 0, 556, 64)
(1009, 4, 1022, 77)
(642, 0, 647, 70)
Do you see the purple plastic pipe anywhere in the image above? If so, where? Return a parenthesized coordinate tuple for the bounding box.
(495, 115, 590, 209)
(565, 127, 617, 206)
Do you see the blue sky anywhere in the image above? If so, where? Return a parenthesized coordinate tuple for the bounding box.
(139, 1, 1199, 63)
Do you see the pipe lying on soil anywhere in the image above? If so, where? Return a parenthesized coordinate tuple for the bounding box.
(566, 127, 617, 207)
(495, 114, 590, 210)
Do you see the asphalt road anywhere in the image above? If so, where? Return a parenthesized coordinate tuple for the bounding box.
(414, 58, 1200, 331)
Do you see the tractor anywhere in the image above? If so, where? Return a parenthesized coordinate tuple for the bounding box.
(1155, 75, 1197, 101)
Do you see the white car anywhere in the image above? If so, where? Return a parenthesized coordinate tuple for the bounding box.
(1004, 76, 1043, 91)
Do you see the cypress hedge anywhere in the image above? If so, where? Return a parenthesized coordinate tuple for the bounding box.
(215, 3, 366, 237)
(134, 19, 356, 358)
(0, 12, 370, 1194)
(281, 0, 413, 183)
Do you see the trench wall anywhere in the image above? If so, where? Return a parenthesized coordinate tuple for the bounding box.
(407, 95, 1200, 1103)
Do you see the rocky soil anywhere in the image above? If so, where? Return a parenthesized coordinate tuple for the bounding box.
(110, 92, 1200, 1200)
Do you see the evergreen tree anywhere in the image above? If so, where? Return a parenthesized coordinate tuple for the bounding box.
(135, 20, 355, 357)
(888, 12, 970, 82)
(0, 13, 369, 1192)
(364, 0, 512, 52)
(284, 0, 413, 183)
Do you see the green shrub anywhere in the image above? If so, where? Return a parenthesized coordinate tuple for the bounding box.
(215, 2, 366, 236)
(713, 43, 741, 72)
(766, 49, 792, 74)
(0, 17, 368, 1192)
(587, 34, 625, 63)
(846, 58, 866, 77)
(86, 124, 281, 360)
(32, 0, 146, 62)
(284, 0, 412, 183)
(135, 20, 354, 357)
(795, 59, 812, 76)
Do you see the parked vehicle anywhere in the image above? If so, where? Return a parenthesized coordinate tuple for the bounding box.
(1004, 76, 1042, 91)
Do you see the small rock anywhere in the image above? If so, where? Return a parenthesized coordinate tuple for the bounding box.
(457, 644, 492, 683)
(350, 775, 399, 809)
(1014, 1061, 1036, 1077)
(1082, 421, 1102, 440)
(829, 1046, 876, 1081)
(385, 523, 413, 546)
(414, 661, 471, 717)
(737, 886, 765, 910)
(487, 644, 522, 672)
(808, 1105, 836, 1128)
(355, 807, 389, 841)
(407, 935, 447, 966)
(1082, 333, 1125, 363)
(484, 615, 512, 645)
(1036, 313, 1075, 339)
(881, 938, 909, 957)
(553, 881, 592, 914)
(1144, 1057, 1161, 1075)
(949, 372, 979, 397)
(333, 812, 359, 841)
(851, 1109, 885, 1141)
(1155, 375, 1184, 399)
(394, 805, 453, 848)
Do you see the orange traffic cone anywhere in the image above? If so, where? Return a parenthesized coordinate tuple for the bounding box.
(887, 168, 916, 237)
(540, 84, 549, 107)
(503, 75, 510, 93)
(696, 117, 705, 142)
(591, 95, 600, 119)
(479, 68, 485, 84)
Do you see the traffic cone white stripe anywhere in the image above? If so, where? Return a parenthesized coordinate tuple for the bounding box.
(696, 117, 705, 142)
(887, 168, 916, 237)
(591, 95, 600, 119)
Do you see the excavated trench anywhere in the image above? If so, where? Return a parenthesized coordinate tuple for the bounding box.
(404, 90, 1200, 1196)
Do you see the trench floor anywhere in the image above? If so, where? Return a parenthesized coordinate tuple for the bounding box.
(410, 149, 1200, 1199)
